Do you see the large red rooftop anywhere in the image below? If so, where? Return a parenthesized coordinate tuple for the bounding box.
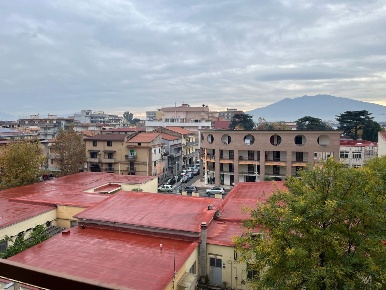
(9, 226, 197, 290)
(76, 191, 223, 234)
(0, 199, 54, 229)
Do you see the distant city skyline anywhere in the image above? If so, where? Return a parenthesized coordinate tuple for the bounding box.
(1, 1, 386, 117)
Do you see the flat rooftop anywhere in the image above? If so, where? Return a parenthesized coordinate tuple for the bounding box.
(0, 199, 54, 229)
(0, 172, 157, 228)
(206, 181, 287, 246)
(76, 191, 223, 234)
(9, 226, 197, 290)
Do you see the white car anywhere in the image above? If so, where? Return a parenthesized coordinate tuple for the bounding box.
(158, 184, 173, 192)
(206, 187, 225, 195)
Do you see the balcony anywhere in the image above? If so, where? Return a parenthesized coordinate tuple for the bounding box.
(292, 159, 308, 166)
(101, 158, 115, 163)
(104, 167, 115, 173)
(87, 158, 99, 163)
(125, 154, 137, 160)
(127, 166, 136, 173)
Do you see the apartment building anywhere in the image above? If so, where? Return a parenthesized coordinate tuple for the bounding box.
(199, 129, 341, 186)
(72, 109, 123, 126)
(340, 139, 378, 167)
(378, 132, 386, 156)
(146, 104, 212, 134)
(18, 114, 75, 140)
(217, 108, 244, 121)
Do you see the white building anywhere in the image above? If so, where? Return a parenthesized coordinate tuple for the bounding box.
(340, 139, 378, 168)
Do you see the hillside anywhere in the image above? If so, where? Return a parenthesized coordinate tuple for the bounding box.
(246, 95, 386, 122)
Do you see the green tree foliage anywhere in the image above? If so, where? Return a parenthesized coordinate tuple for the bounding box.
(362, 119, 383, 142)
(234, 159, 386, 289)
(230, 113, 255, 130)
(336, 110, 375, 140)
(123, 111, 140, 125)
(296, 116, 333, 130)
(123, 111, 133, 123)
(0, 141, 46, 189)
(0, 225, 49, 259)
(51, 129, 86, 176)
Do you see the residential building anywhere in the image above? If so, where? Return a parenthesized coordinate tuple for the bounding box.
(378, 132, 386, 156)
(84, 133, 136, 174)
(18, 114, 75, 140)
(154, 127, 198, 168)
(72, 110, 123, 126)
(161, 133, 183, 176)
(145, 103, 212, 134)
(126, 132, 166, 176)
(0, 128, 38, 141)
(0, 170, 286, 290)
(340, 139, 378, 168)
(199, 129, 342, 186)
(217, 108, 244, 121)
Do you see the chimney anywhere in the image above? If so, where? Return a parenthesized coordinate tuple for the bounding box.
(198, 222, 208, 278)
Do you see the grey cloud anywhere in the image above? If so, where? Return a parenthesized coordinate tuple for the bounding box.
(0, 0, 386, 117)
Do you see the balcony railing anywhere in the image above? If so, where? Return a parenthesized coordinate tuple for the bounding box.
(104, 167, 115, 173)
(127, 167, 136, 172)
(101, 158, 115, 163)
(87, 158, 99, 163)
(125, 154, 137, 160)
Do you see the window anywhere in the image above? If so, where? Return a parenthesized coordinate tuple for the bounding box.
(352, 152, 362, 159)
(107, 141, 112, 146)
(0, 240, 7, 253)
(209, 257, 222, 268)
(93, 141, 97, 147)
(247, 264, 259, 281)
(229, 150, 234, 159)
(273, 165, 280, 175)
(50, 159, 54, 165)
(189, 261, 197, 274)
(107, 153, 114, 159)
(90, 152, 98, 158)
(340, 151, 349, 158)
(153, 161, 156, 167)
(229, 164, 234, 173)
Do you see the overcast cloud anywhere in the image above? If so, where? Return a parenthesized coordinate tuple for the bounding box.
(1, 0, 386, 117)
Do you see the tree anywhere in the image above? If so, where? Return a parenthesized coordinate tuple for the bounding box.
(336, 110, 374, 140)
(51, 129, 86, 176)
(230, 113, 255, 130)
(0, 225, 48, 259)
(362, 119, 383, 142)
(234, 158, 386, 289)
(256, 121, 288, 130)
(123, 111, 134, 124)
(0, 141, 46, 189)
(296, 116, 333, 130)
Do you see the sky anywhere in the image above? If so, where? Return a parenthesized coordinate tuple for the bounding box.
(1, 0, 386, 118)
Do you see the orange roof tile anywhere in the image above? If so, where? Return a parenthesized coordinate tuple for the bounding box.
(161, 134, 180, 141)
(127, 132, 159, 143)
(165, 127, 193, 135)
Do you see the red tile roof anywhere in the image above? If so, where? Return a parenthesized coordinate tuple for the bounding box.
(165, 127, 193, 135)
(76, 191, 223, 234)
(127, 132, 160, 143)
(9, 226, 197, 290)
(340, 140, 377, 147)
(161, 133, 180, 141)
(84, 134, 127, 141)
(207, 220, 245, 246)
(213, 121, 231, 130)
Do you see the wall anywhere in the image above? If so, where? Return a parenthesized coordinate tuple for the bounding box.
(378, 132, 386, 156)
(121, 178, 158, 193)
(165, 248, 198, 290)
(207, 244, 248, 290)
(56, 206, 86, 228)
(0, 210, 57, 240)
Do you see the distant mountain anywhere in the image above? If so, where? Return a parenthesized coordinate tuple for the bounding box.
(246, 95, 386, 122)
(0, 112, 17, 121)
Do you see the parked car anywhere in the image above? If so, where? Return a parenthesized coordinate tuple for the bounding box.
(192, 168, 200, 176)
(186, 172, 194, 180)
(206, 187, 225, 195)
(181, 175, 189, 183)
(180, 170, 187, 176)
(167, 178, 176, 185)
(158, 184, 173, 192)
(184, 186, 197, 194)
